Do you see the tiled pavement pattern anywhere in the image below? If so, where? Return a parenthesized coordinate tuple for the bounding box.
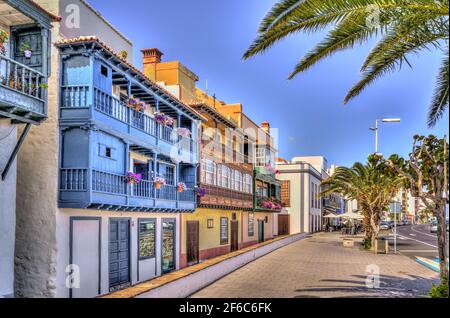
(191, 233, 439, 298)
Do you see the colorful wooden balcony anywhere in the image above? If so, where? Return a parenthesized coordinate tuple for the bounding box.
(59, 168, 196, 212)
(0, 54, 47, 123)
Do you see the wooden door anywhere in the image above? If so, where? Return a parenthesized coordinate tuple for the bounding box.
(258, 220, 265, 243)
(230, 220, 239, 252)
(186, 221, 199, 265)
(278, 215, 290, 236)
(109, 219, 130, 292)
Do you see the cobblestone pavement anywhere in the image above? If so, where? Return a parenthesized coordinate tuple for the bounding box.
(191, 233, 439, 298)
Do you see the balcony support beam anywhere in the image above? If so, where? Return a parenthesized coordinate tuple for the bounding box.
(2, 123, 31, 180)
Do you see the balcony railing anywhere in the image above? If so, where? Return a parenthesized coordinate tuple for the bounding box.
(61, 86, 195, 151)
(0, 54, 47, 121)
(200, 183, 253, 204)
(60, 168, 195, 203)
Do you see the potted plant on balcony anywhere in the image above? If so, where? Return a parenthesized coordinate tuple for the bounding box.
(20, 43, 32, 59)
(154, 112, 174, 126)
(175, 127, 191, 138)
(177, 182, 187, 193)
(153, 176, 166, 190)
(125, 172, 142, 185)
(195, 186, 206, 197)
(127, 97, 146, 112)
(120, 50, 128, 60)
(0, 30, 8, 55)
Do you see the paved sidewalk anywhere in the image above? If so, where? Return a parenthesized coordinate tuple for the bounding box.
(191, 233, 439, 298)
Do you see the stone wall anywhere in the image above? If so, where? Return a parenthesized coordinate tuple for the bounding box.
(14, 1, 61, 297)
(0, 120, 17, 298)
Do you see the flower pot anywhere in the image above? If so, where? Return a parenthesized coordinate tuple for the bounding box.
(154, 182, 162, 190)
(24, 50, 32, 59)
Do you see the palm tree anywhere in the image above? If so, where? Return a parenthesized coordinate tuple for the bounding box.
(322, 154, 403, 248)
(244, 0, 449, 127)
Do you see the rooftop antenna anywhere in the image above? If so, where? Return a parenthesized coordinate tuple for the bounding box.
(205, 79, 209, 95)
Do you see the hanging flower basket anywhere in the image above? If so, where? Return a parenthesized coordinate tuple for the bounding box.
(20, 43, 32, 59)
(177, 182, 187, 193)
(175, 127, 191, 138)
(153, 176, 166, 190)
(154, 112, 174, 126)
(125, 172, 142, 185)
(195, 187, 206, 197)
(127, 97, 146, 112)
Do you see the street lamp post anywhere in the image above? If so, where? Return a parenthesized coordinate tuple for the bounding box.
(370, 118, 401, 154)
(394, 200, 398, 254)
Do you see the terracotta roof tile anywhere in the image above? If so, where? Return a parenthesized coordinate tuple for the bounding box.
(30, 0, 62, 22)
(54, 36, 207, 121)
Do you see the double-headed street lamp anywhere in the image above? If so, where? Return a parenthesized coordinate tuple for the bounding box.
(370, 118, 401, 155)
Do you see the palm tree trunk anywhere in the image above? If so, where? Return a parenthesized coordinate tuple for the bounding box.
(436, 204, 449, 281)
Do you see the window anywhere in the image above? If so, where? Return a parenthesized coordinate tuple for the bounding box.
(248, 212, 255, 237)
(281, 180, 290, 207)
(205, 159, 215, 185)
(256, 147, 266, 167)
(220, 217, 228, 245)
(221, 165, 230, 188)
(139, 219, 156, 259)
(158, 162, 175, 185)
(98, 144, 115, 160)
(245, 174, 252, 193)
(100, 64, 108, 77)
(234, 170, 242, 192)
(311, 182, 315, 208)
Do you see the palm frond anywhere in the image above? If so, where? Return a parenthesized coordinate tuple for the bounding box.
(288, 12, 373, 79)
(428, 50, 449, 127)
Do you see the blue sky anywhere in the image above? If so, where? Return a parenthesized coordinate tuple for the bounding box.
(88, 0, 449, 167)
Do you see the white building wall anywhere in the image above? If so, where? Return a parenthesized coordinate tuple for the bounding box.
(276, 162, 323, 234)
(55, 209, 181, 298)
(15, 0, 137, 298)
(0, 120, 17, 298)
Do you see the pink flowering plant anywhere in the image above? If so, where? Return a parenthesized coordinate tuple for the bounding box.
(154, 112, 174, 126)
(258, 196, 282, 210)
(125, 172, 142, 185)
(195, 187, 206, 197)
(177, 182, 188, 192)
(127, 98, 146, 112)
(175, 127, 191, 138)
(152, 176, 166, 187)
(264, 164, 280, 175)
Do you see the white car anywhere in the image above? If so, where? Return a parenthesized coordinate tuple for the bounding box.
(430, 222, 438, 233)
(380, 222, 391, 230)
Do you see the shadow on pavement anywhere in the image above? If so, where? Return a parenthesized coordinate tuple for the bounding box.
(294, 274, 438, 298)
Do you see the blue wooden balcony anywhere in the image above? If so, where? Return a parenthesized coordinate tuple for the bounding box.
(0, 0, 56, 124)
(0, 45, 47, 124)
(57, 38, 204, 165)
(59, 168, 196, 212)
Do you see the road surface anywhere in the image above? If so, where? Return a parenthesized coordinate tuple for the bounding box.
(387, 224, 448, 260)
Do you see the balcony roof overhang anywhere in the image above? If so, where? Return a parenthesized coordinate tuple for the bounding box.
(0, 0, 61, 29)
(55, 36, 207, 123)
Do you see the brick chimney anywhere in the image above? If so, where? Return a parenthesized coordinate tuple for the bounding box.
(142, 48, 163, 64)
(142, 48, 163, 81)
(261, 121, 270, 134)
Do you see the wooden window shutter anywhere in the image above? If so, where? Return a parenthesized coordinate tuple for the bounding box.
(281, 180, 290, 207)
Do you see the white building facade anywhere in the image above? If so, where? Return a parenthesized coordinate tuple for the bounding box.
(276, 158, 324, 234)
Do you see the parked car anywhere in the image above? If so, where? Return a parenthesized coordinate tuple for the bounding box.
(430, 221, 438, 234)
(380, 222, 391, 230)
